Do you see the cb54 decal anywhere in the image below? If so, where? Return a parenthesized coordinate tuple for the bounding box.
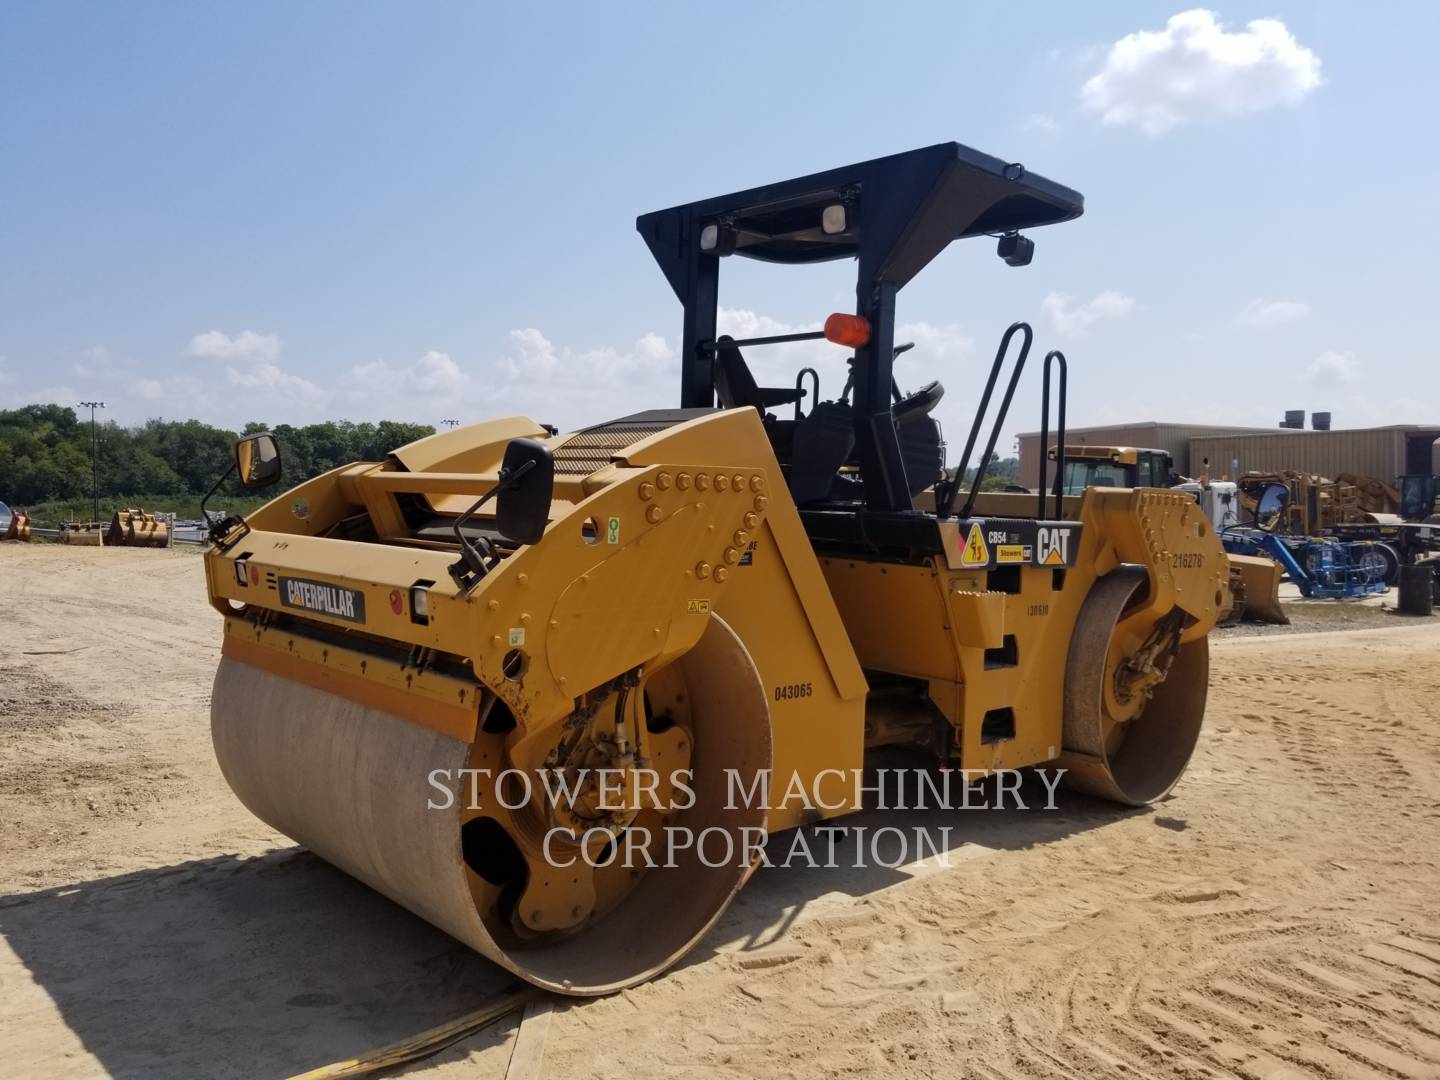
(953, 520, 1079, 570)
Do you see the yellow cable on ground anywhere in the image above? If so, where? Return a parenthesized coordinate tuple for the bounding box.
(289, 989, 540, 1079)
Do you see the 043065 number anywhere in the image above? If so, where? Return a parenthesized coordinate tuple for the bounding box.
(774, 682, 813, 701)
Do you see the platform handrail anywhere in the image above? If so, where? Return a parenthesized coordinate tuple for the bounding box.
(1036, 350, 1068, 520)
(941, 321, 1033, 519)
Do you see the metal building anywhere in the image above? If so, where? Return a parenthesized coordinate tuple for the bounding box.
(1190, 425, 1440, 483)
(1017, 420, 1440, 489)
(1015, 422, 1270, 488)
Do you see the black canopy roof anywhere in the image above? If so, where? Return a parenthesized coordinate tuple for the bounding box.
(637, 141, 1083, 299)
(635, 141, 1085, 514)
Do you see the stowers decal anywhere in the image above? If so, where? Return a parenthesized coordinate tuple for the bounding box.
(940, 518, 1083, 571)
(277, 576, 367, 624)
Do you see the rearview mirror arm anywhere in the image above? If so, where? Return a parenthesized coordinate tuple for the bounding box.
(200, 462, 252, 549)
(447, 459, 538, 591)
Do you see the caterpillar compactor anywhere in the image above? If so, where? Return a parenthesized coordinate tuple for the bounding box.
(205, 143, 1229, 996)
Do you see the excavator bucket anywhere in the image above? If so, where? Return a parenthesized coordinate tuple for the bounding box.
(1225, 553, 1289, 625)
(107, 508, 170, 547)
(1, 509, 31, 541)
(60, 522, 105, 546)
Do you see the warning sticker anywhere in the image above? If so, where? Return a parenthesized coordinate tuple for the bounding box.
(959, 523, 990, 568)
(939, 518, 1082, 571)
(507, 627, 525, 647)
(686, 599, 711, 615)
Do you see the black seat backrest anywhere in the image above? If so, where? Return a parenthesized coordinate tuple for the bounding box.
(789, 401, 855, 505)
(897, 415, 944, 496)
(715, 336, 806, 412)
(893, 381, 945, 496)
(714, 337, 760, 410)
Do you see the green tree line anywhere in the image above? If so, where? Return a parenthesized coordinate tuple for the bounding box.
(0, 404, 434, 508)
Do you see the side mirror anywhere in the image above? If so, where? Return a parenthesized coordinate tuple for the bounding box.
(236, 433, 282, 489)
(495, 438, 554, 545)
(1256, 482, 1288, 523)
(1400, 474, 1437, 521)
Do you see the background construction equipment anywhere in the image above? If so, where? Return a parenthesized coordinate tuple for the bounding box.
(106, 508, 171, 547)
(0, 503, 32, 542)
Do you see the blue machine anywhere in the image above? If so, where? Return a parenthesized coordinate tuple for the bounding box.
(1221, 528, 1389, 600)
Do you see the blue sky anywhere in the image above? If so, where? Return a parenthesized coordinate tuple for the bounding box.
(3, 3, 1438, 453)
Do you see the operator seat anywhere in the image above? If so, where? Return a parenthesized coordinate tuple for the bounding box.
(893, 380, 946, 497)
(714, 337, 805, 412)
(787, 378, 946, 505)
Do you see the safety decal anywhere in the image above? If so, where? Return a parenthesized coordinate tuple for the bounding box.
(508, 627, 526, 647)
(959, 523, 990, 568)
(940, 519, 1083, 571)
(686, 599, 711, 615)
(607, 516, 621, 544)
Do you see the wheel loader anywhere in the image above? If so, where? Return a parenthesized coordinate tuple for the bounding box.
(204, 142, 1228, 996)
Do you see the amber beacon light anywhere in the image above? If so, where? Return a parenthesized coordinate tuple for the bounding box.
(823, 312, 870, 348)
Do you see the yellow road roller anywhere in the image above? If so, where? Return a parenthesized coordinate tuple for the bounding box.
(204, 143, 1228, 996)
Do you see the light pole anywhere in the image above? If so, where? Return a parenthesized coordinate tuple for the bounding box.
(441, 419, 460, 429)
(78, 401, 105, 523)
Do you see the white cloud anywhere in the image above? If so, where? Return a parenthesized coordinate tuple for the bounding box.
(136, 378, 165, 400)
(23, 385, 79, 407)
(0, 356, 11, 386)
(1082, 10, 1322, 135)
(896, 321, 973, 368)
(70, 345, 129, 379)
(503, 328, 559, 377)
(1302, 350, 1358, 386)
(349, 350, 467, 396)
(497, 330, 676, 386)
(410, 350, 464, 393)
(225, 362, 326, 403)
(717, 308, 816, 342)
(1238, 298, 1310, 328)
(1042, 290, 1136, 337)
(187, 329, 282, 363)
(1023, 112, 1059, 133)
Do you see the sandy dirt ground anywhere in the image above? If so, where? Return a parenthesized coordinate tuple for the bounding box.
(2, 543, 1439, 1079)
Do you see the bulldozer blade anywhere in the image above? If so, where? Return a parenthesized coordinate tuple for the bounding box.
(1058, 566, 1210, 806)
(211, 614, 772, 996)
(1228, 554, 1289, 625)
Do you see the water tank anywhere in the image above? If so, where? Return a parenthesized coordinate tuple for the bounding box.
(1312, 411, 1331, 431)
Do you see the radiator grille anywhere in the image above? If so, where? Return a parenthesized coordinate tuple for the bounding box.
(552, 420, 676, 476)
